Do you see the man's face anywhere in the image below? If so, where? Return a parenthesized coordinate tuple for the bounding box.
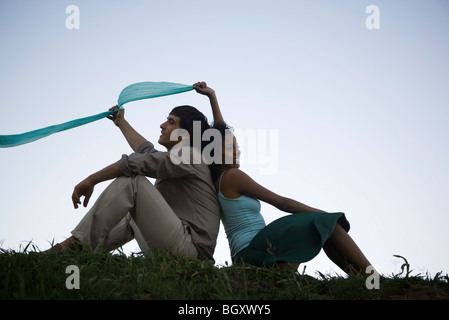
(159, 114, 182, 150)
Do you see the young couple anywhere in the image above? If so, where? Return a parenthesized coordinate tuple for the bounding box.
(45, 82, 374, 275)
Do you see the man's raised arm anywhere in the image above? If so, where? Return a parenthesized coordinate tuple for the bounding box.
(108, 106, 147, 152)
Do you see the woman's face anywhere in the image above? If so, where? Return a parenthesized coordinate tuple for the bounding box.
(222, 134, 240, 169)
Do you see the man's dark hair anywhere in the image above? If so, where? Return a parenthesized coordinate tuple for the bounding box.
(169, 105, 210, 152)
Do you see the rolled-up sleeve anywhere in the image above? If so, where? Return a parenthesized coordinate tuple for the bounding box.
(116, 154, 132, 176)
(116, 141, 156, 176)
(136, 141, 156, 154)
(116, 141, 198, 179)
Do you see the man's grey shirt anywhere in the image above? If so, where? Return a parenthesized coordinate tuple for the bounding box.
(116, 141, 220, 261)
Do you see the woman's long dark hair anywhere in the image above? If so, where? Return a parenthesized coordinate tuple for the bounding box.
(169, 105, 232, 182)
(208, 121, 233, 183)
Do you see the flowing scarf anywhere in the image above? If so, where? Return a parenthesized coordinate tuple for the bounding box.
(0, 82, 193, 148)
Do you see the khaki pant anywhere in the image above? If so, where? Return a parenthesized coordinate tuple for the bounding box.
(71, 175, 198, 258)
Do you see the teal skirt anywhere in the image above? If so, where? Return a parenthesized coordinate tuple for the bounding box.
(233, 212, 350, 267)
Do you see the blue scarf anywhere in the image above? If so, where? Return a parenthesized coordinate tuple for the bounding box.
(0, 82, 193, 148)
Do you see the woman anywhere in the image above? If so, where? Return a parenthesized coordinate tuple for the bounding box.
(194, 82, 374, 275)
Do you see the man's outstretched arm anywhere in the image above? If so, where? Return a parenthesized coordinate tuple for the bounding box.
(108, 106, 146, 152)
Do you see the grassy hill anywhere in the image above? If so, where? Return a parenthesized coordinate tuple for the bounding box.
(1, 245, 448, 300)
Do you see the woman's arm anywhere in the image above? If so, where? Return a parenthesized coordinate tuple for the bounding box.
(222, 168, 326, 214)
(193, 82, 224, 123)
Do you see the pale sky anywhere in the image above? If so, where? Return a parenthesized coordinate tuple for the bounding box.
(1, 0, 448, 278)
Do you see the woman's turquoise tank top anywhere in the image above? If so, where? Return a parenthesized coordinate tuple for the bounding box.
(217, 171, 266, 260)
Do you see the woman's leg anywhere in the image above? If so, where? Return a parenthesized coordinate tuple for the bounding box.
(323, 240, 359, 275)
(324, 223, 373, 275)
(277, 262, 300, 271)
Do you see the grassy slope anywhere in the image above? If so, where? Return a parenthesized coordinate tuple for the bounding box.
(1, 247, 448, 300)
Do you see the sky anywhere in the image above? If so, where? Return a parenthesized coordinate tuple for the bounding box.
(0, 0, 448, 278)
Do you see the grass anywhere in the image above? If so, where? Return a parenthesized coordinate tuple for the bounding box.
(1, 244, 448, 300)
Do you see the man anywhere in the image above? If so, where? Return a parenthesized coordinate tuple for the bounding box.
(46, 104, 221, 261)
